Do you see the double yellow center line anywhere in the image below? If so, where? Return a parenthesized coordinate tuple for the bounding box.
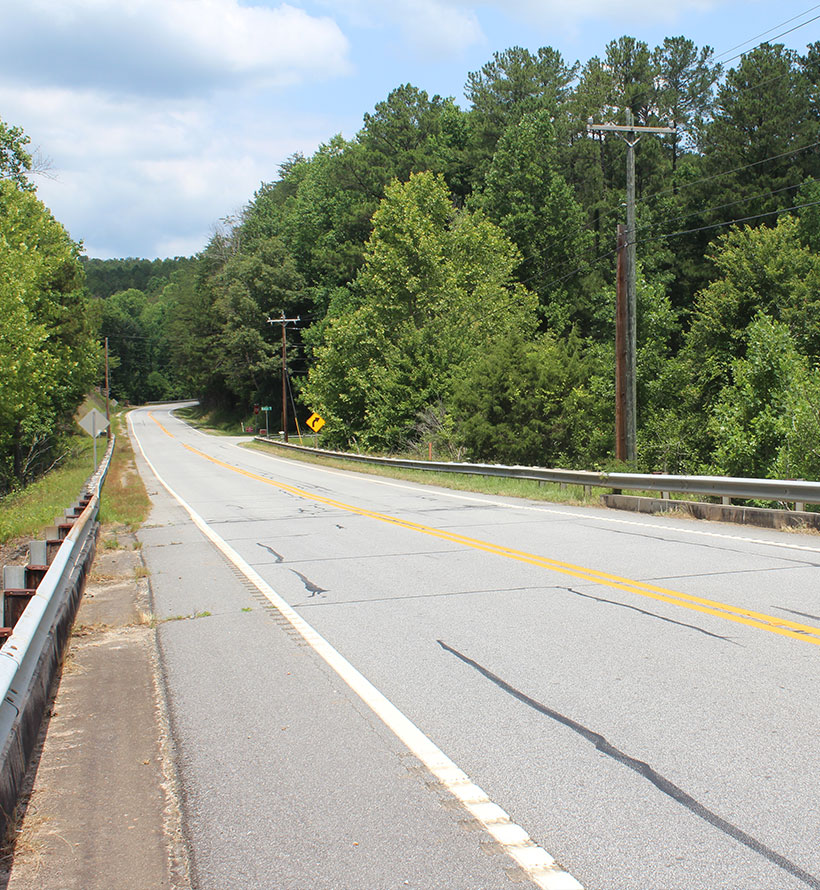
(150, 413, 820, 648)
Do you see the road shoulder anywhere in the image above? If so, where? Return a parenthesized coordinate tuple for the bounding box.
(0, 524, 190, 890)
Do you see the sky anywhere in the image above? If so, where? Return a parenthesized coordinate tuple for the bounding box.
(1, 0, 819, 259)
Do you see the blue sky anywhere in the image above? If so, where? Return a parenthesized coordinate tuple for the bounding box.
(1, 0, 818, 259)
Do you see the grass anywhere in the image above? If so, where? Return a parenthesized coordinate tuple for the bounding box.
(0, 404, 151, 547)
(174, 404, 247, 436)
(97, 412, 151, 530)
(0, 436, 97, 545)
(246, 438, 602, 507)
(246, 439, 813, 516)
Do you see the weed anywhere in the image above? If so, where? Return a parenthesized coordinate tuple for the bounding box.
(241, 607, 252, 613)
(97, 413, 151, 530)
(136, 610, 157, 628)
(134, 565, 149, 580)
(193, 610, 211, 619)
(102, 536, 121, 550)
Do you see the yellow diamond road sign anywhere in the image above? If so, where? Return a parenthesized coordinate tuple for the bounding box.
(306, 412, 325, 433)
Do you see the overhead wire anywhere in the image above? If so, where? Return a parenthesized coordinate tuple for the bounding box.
(718, 11, 820, 66)
(634, 176, 819, 234)
(635, 197, 820, 246)
(713, 3, 820, 59)
(636, 139, 820, 205)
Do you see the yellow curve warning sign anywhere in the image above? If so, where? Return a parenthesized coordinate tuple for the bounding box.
(306, 412, 326, 433)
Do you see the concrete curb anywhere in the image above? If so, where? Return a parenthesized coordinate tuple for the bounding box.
(601, 494, 820, 531)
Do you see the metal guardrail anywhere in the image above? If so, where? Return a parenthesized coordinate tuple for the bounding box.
(256, 438, 820, 508)
(0, 437, 115, 833)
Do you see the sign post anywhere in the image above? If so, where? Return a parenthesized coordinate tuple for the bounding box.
(78, 408, 110, 468)
(305, 412, 325, 447)
(261, 406, 272, 437)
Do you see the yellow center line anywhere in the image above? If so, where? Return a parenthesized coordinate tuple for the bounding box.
(149, 413, 820, 648)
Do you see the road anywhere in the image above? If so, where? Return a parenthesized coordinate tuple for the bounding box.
(129, 403, 820, 890)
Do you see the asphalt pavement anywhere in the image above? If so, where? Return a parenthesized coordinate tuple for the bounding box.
(128, 404, 820, 890)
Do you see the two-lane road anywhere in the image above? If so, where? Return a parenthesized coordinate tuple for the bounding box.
(130, 403, 820, 890)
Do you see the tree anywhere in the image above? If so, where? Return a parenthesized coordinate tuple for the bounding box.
(476, 111, 595, 334)
(604, 36, 655, 122)
(685, 217, 820, 401)
(708, 315, 804, 479)
(450, 330, 595, 466)
(0, 181, 98, 489)
(652, 37, 721, 170)
(0, 117, 33, 189)
(701, 44, 819, 221)
(465, 46, 578, 180)
(303, 172, 537, 449)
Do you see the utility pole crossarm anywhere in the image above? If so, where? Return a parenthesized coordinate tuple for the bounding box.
(587, 122, 677, 135)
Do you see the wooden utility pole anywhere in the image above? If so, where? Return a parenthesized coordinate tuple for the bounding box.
(587, 111, 675, 463)
(266, 313, 300, 442)
(615, 225, 628, 462)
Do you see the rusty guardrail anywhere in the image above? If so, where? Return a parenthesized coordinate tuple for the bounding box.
(0, 437, 114, 836)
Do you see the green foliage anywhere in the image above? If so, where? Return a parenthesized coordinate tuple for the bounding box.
(708, 315, 805, 478)
(0, 180, 98, 491)
(685, 217, 820, 400)
(91, 259, 197, 404)
(303, 172, 537, 449)
(450, 330, 598, 467)
(0, 117, 33, 190)
(159, 35, 820, 484)
(465, 46, 577, 181)
(477, 110, 595, 334)
(701, 44, 819, 220)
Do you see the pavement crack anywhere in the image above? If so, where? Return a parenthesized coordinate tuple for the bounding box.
(256, 543, 284, 563)
(598, 526, 820, 570)
(291, 570, 328, 598)
(773, 606, 820, 624)
(558, 586, 741, 644)
(437, 640, 820, 890)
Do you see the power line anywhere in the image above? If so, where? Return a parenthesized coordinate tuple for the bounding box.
(641, 139, 820, 204)
(714, 3, 820, 59)
(636, 198, 820, 246)
(635, 176, 818, 234)
(536, 198, 820, 293)
(719, 12, 820, 66)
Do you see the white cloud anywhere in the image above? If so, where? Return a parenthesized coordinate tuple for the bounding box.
(0, 0, 352, 96)
(0, 83, 338, 258)
(389, 0, 483, 56)
(321, 0, 720, 49)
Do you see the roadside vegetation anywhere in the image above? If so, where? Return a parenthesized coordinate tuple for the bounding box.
(0, 436, 96, 545)
(249, 438, 608, 508)
(0, 409, 150, 550)
(98, 413, 151, 530)
(5, 35, 820, 492)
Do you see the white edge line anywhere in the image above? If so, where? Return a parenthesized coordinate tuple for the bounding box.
(128, 409, 585, 890)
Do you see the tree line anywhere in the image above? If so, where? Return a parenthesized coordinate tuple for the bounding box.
(6, 34, 820, 493)
(168, 36, 820, 480)
(0, 120, 98, 493)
